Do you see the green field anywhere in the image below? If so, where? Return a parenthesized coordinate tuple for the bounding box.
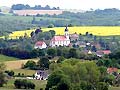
(109, 87, 120, 90)
(0, 15, 69, 22)
(0, 54, 18, 62)
(13, 69, 36, 76)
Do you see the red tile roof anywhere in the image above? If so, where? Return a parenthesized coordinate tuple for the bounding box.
(97, 50, 111, 55)
(102, 50, 111, 55)
(107, 68, 118, 74)
(51, 36, 67, 41)
(35, 41, 45, 46)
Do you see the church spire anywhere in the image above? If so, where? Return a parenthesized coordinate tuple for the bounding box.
(65, 25, 68, 32)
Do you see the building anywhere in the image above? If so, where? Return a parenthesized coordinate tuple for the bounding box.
(107, 68, 118, 74)
(34, 41, 47, 49)
(34, 70, 48, 80)
(96, 50, 111, 57)
(50, 26, 70, 47)
(69, 32, 79, 41)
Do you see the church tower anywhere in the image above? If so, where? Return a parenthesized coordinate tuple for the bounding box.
(64, 26, 69, 40)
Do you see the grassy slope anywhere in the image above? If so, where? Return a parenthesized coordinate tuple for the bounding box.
(0, 54, 17, 62)
(109, 87, 120, 90)
(13, 69, 36, 76)
(0, 15, 69, 22)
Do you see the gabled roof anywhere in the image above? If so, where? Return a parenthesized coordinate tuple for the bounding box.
(107, 68, 118, 74)
(102, 50, 111, 55)
(70, 33, 79, 38)
(51, 36, 67, 41)
(35, 41, 45, 46)
(97, 50, 111, 55)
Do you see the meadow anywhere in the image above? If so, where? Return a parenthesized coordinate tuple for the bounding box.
(7, 26, 120, 39)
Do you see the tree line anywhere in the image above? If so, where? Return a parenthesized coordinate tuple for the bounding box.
(11, 4, 60, 10)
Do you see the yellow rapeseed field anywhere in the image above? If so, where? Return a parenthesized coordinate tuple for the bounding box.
(7, 26, 120, 39)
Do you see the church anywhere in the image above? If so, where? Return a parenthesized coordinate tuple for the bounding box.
(50, 26, 70, 47)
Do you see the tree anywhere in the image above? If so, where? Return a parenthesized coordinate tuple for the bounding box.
(69, 48, 78, 58)
(35, 28, 42, 34)
(48, 24, 54, 28)
(97, 82, 109, 90)
(24, 60, 36, 70)
(49, 30, 56, 37)
(38, 57, 50, 69)
(46, 70, 71, 90)
(7, 70, 14, 76)
(57, 56, 65, 63)
(91, 45, 97, 52)
(47, 48, 57, 58)
(14, 79, 35, 89)
(46, 59, 101, 90)
(0, 63, 7, 87)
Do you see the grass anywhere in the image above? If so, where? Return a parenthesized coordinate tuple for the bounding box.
(0, 54, 18, 62)
(0, 79, 47, 90)
(0, 15, 69, 23)
(109, 87, 120, 90)
(13, 69, 36, 76)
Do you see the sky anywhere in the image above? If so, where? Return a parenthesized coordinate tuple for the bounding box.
(0, 0, 120, 10)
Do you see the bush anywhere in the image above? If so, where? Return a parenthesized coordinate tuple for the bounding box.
(48, 24, 54, 28)
(14, 79, 35, 89)
(97, 82, 109, 90)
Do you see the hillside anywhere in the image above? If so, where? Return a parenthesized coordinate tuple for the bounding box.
(0, 54, 17, 62)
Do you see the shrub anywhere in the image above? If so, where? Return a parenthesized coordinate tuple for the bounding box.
(14, 79, 35, 89)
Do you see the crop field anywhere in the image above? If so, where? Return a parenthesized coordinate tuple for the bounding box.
(4, 59, 38, 70)
(7, 26, 120, 39)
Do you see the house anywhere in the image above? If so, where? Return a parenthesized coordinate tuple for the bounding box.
(91, 42, 101, 49)
(69, 32, 79, 41)
(76, 41, 86, 48)
(50, 26, 70, 47)
(34, 41, 47, 49)
(34, 70, 48, 80)
(96, 50, 111, 57)
(102, 50, 111, 55)
(107, 68, 118, 74)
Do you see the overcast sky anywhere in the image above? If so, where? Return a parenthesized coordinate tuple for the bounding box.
(0, 0, 120, 10)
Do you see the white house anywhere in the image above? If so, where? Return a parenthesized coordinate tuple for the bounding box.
(34, 70, 48, 80)
(50, 26, 70, 47)
(34, 41, 47, 49)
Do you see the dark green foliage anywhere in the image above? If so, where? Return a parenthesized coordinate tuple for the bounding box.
(48, 24, 54, 28)
(24, 60, 36, 69)
(97, 82, 109, 90)
(0, 63, 7, 87)
(46, 59, 103, 90)
(6, 70, 14, 76)
(57, 56, 65, 63)
(69, 48, 78, 58)
(38, 56, 50, 69)
(12, 4, 60, 10)
(49, 30, 56, 37)
(47, 48, 57, 58)
(14, 79, 35, 89)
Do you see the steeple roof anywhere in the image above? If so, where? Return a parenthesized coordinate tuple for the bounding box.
(65, 26, 68, 31)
